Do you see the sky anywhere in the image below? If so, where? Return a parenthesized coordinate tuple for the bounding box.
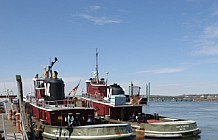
(1, 0, 218, 96)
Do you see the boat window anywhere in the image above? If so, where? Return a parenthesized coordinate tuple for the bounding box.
(35, 80, 45, 88)
(132, 86, 141, 96)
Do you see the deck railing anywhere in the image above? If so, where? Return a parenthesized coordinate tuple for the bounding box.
(36, 98, 78, 109)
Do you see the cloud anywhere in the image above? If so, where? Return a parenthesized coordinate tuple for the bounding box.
(137, 67, 185, 74)
(117, 9, 130, 13)
(74, 14, 122, 25)
(212, 10, 218, 17)
(204, 57, 218, 63)
(192, 4, 218, 56)
(89, 5, 101, 11)
(72, 5, 123, 25)
(194, 46, 218, 56)
(193, 24, 218, 56)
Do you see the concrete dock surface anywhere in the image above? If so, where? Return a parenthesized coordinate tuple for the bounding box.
(0, 100, 23, 140)
(0, 113, 23, 140)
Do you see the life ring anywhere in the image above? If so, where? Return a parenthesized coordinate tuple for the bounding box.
(94, 106, 100, 112)
(95, 91, 104, 100)
(42, 101, 45, 107)
(95, 91, 99, 98)
(72, 97, 78, 104)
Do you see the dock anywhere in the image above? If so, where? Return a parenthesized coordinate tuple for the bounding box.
(0, 101, 23, 140)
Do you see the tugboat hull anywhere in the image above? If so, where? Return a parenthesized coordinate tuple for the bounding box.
(133, 120, 201, 138)
(42, 124, 135, 140)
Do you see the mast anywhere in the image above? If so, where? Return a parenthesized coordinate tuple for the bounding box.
(48, 57, 58, 78)
(96, 48, 99, 83)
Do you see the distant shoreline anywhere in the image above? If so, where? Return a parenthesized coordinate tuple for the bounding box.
(150, 94, 218, 102)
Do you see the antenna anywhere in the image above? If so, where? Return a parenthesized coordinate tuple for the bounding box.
(4, 82, 6, 96)
(48, 57, 58, 78)
(106, 72, 109, 86)
(95, 48, 99, 83)
(41, 65, 48, 72)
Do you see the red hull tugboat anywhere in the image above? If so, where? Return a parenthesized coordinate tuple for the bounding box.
(81, 50, 201, 138)
(28, 58, 135, 140)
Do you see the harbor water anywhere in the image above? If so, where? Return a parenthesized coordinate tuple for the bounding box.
(142, 101, 218, 140)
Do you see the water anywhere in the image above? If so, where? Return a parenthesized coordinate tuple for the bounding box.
(141, 101, 218, 140)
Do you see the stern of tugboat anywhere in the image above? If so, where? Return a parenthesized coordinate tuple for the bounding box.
(139, 119, 201, 138)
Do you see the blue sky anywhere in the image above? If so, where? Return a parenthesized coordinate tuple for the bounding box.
(1, 0, 218, 96)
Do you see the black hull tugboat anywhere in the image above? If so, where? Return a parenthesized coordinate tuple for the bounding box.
(81, 50, 201, 138)
(28, 58, 135, 140)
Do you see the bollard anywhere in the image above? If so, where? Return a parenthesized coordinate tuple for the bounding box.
(16, 120, 21, 133)
(154, 113, 157, 120)
(63, 99, 67, 107)
(15, 113, 21, 132)
(12, 119, 16, 126)
(12, 110, 16, 126)
(9, 109, 12, 120)
(15, 113, 20, 122)
(12, 110, 16, 117)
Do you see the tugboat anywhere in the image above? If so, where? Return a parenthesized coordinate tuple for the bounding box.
(81, 49, 201, 138)
(27, 57, 135, 140)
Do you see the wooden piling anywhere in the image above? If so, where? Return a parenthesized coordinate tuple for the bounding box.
(16, 75, 36, 140)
